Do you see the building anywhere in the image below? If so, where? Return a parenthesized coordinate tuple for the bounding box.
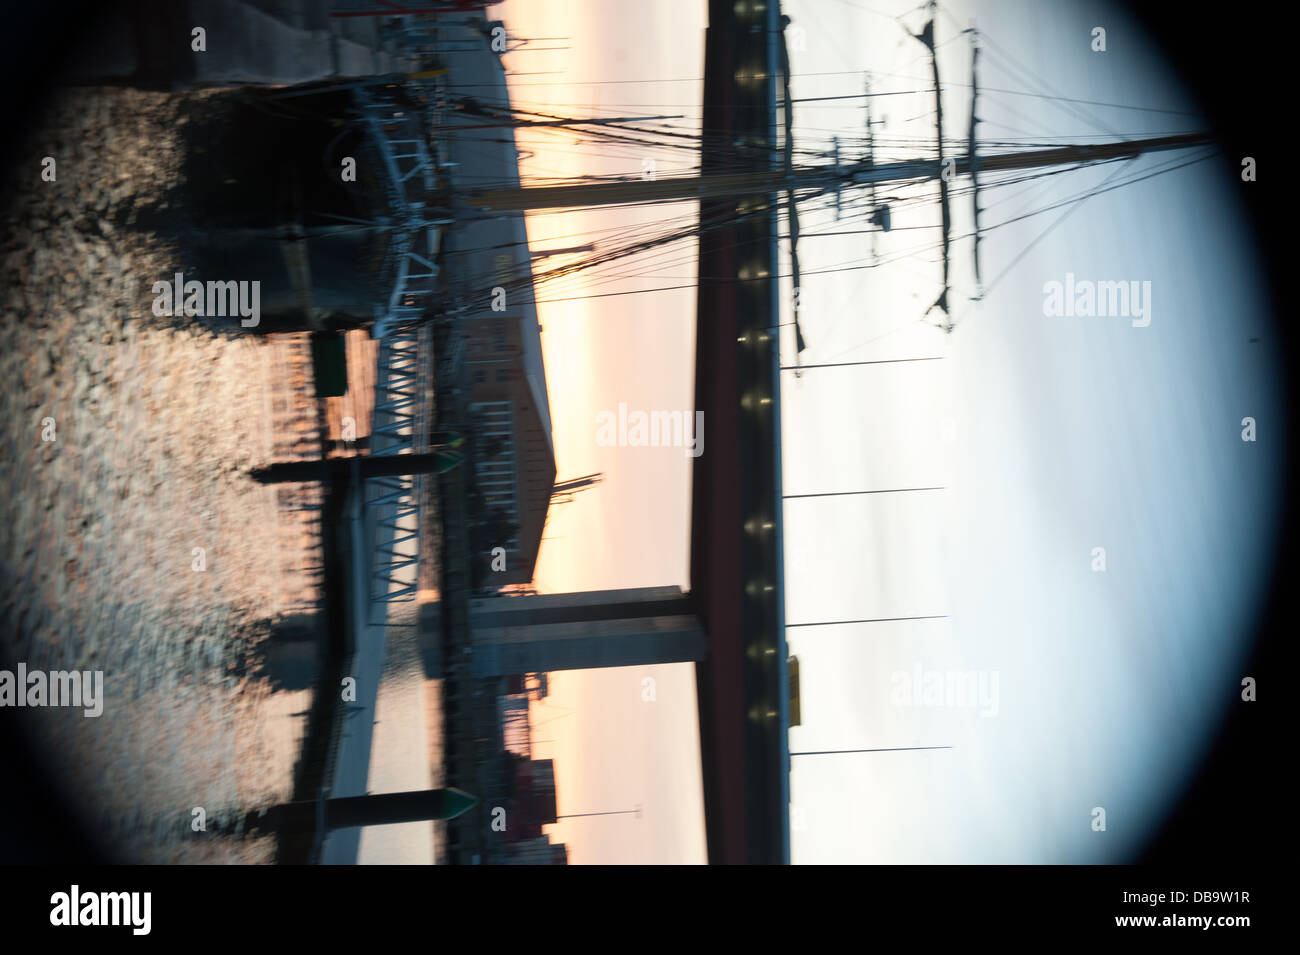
(436, 14, 557, 585)
(507, 758, 558, 842)
(458, 311, 554, 584)
(500, 691, 531, 756)
(504, 835, 568, 865)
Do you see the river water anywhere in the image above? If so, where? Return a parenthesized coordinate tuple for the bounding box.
(0, 85, 444, 864)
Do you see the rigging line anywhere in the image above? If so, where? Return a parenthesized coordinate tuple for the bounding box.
(490, 196, 862, 298)
(786, 615, 949, 628)
(980, 150, 1211, 298)
(975, 148, 1216, 243)
(804, 311, 939, 366)
(974, 160, 1085, 223)
(781, 358, 945, 372)
(485, 198, 734, 277)
(863, 63, 1195, 122)
(820, 0, 904, 22)
(447, 210, 702, 256)
(519, 199, 753, 285)
(790, 153, 1204, 358)
(978, 34, 1123, 138)
(488, 220, 708, 296)
(527, 282, 697, 306)
(979, 88, 1080, 141)
(521, 115, 707, 145)
(549, 174, 982, 292)
(552, 194, 846, 289)
(943, 149, 1215, 326)
(791, 89, 934, 103)
(790, 746, 954, 755)
(854, 148, 1211, 272)
(498, 66, 934, 85)
(980, 84, 1197, 118)
(971, 34, 1098, 135)
(477, 152, 1210, 310)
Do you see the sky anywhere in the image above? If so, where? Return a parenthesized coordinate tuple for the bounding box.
(490, 0, 1286, 863)
(492, 0, 708, 864)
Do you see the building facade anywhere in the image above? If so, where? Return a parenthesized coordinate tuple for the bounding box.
(438, 14, 556, 585)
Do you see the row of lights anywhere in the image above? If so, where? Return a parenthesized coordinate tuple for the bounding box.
(737, 246, 774, 400)
(733, 184, 780, 728)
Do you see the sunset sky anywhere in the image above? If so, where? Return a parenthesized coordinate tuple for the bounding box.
(492, 0, 1285, 864)
(494, 0, 707, 864)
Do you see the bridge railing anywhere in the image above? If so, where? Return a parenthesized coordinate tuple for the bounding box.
(353, 82, 450, 339)
(364, 322, 431, 626)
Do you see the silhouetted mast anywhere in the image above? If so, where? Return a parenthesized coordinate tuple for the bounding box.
(466, 132, 1212, 213)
